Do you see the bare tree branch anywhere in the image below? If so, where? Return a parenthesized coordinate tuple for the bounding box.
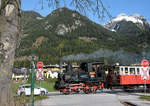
(40, 0, 111, 20)
(45, 0, 60, 9)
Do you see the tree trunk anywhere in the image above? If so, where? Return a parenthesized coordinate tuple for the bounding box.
(0, 0, 21, 106)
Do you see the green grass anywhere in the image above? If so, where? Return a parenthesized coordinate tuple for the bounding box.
(14, 95, 48, 105)
(139, 96, 150, 101)
(35, 80, 57, 92)
(12, 82, 24, 94)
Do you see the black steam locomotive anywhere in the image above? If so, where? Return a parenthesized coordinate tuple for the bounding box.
(54, 62, 106, 94)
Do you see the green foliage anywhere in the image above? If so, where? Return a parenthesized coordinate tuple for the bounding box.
(14, 59, 31, 68)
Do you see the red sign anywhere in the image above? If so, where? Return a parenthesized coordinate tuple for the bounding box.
(141, 59, 149, 67)
(37, 62, 44, 69)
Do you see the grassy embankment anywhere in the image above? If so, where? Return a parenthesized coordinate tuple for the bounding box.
(139, 96, 150, 101)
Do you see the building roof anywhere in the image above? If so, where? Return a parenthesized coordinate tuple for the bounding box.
(12, 68, 29, 74)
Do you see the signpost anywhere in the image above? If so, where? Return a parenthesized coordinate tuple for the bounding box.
(31, 57, 35, 106)
(141, 59, 149, 95)
(36, 61, 44, 96)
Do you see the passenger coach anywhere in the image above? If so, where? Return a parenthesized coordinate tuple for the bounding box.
(107, 65, 150, 88)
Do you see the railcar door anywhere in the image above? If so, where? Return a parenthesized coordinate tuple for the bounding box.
(135, 67, 140, 84)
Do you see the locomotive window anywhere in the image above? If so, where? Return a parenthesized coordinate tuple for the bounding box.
(130, 68, 135, 75)
(125, 68, 128, 74)
(137, 68, 140, 75)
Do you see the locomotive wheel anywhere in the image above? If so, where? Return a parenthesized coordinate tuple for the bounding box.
(63, 92, 70, 95)
(84, 89, 91, 94)
(60, 88, 70, 95)
(92, 89, 97, 93)
(92, 86, 98, 93)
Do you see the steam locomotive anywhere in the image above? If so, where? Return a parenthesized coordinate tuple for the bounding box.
(54, 62, 106, 94)
(54, 62, 150, 94)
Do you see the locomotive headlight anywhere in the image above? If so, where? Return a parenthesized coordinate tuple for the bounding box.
(116, 63, 119, 66)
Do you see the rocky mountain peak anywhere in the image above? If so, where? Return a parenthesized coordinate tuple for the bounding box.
(130, 14, 144, 20)
(111, 13, 144, 24)
(44, 8, 90, 35)
(104, 13, 150, 33)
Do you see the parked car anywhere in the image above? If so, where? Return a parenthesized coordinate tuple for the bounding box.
(17, 84, 48, 96)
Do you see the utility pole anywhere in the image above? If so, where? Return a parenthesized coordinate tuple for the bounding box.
(31, 57, 35, 106)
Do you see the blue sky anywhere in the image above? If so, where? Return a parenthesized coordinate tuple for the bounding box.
(21, 0, 150, 24)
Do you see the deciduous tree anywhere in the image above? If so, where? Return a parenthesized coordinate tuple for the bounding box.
(0, 0, 21, 105)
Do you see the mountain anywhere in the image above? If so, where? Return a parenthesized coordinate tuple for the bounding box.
(104, 13, 150, 34)
(21, 11, 43, 33)
(15, 8, 150, 68)
(15, 8, 119, 65)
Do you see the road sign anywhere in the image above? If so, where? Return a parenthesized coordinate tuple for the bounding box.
(36, 61, 44, 80)
(141, 59, 149, 80)
(141, 59, 149, 95)
(141, 59, 149, 67)
(141, 67, 149, 80)
(36, 68, 44, 80)
(37, 61, 44, 69)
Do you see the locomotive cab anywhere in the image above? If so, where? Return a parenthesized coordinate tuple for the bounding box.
(80, 62, 106, 81)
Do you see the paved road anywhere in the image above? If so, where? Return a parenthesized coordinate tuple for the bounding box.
(35, 90, 123, 106)
(117, 92, 150, 106)
(34, 90, 150, 106)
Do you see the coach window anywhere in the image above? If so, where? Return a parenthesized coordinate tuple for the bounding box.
(130, 68, 135, 75)
(137, 68, 140, 75)
(125, 67, 128, 75)
(120, 67, 124, 75)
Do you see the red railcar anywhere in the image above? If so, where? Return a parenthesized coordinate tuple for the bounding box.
(119, 66, 150, 85)
(107, 66, 150, 88)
